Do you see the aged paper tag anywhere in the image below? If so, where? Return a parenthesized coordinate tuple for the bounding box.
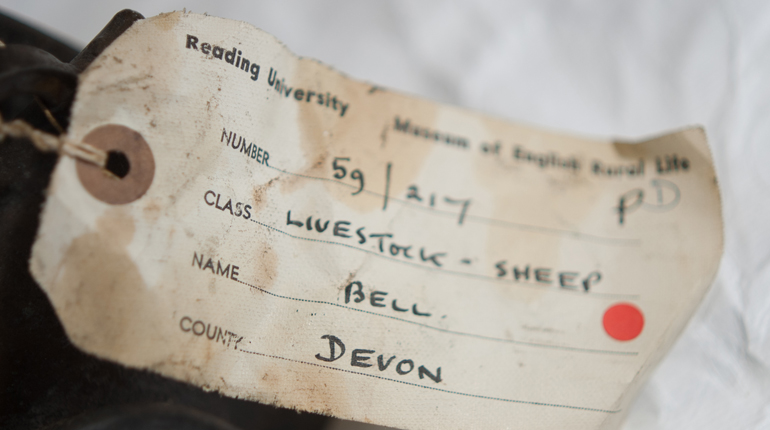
(31, 12, 723, 430)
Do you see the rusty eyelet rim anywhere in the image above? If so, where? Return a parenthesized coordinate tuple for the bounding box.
(76, 124, 155, 205)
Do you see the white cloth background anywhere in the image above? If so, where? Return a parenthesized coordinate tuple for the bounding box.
(1, 1, 768, 429)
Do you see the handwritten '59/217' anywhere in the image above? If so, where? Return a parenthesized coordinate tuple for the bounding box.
(331, 157, 472, 225)
(331, 157, 678, 229)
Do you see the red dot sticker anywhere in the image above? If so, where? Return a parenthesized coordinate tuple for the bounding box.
(603, 303, 644, 341)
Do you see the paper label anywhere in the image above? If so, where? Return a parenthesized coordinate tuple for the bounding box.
(30, 12, 723, 430)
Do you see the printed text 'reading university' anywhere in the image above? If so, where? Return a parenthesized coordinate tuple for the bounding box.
(185, 34, 351, 118)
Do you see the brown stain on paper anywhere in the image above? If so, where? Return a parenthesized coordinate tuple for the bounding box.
(250, 177, 280, 216)
(154, 11, 182, 32)
(53, 208, 164, 363)
(252, 360, 354, 420)
(248, 242, 279, 290)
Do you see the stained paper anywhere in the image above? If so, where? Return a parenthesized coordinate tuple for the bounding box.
(30, 12, 723, 430)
